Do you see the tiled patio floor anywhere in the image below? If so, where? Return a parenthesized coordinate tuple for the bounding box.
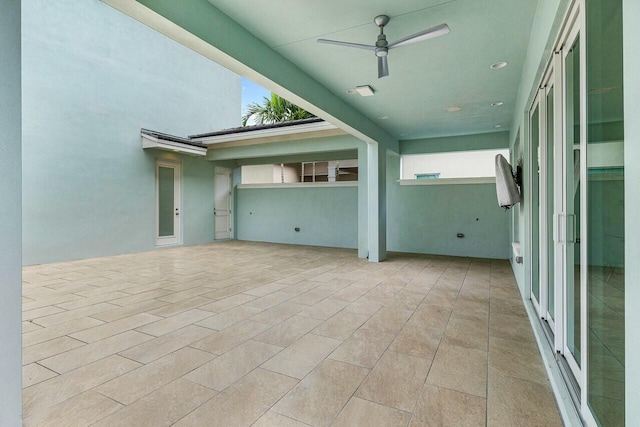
(22, 241, 562, 426)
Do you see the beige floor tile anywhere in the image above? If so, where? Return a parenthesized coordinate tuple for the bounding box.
(175, 368, 298, 427)
(333, 397, 411, 427)
(96, 347, 215, 405)
(90, 298, 169, 322)
(262, 333, 341, 379)
(110, 289, 174, 306)
(31, 303, 117, 327)
(196, 305, 264, 330)
(69, 312, 161, 343)
(120, 324, 214, 364)
(148, 296, 212, 317)
(135, 308, 214, 336)
(92, 378, 217, 427)
(313, 311, 370, 340)
(288, 288, 334, 306)
(199, 293, 257, 312)
(360, 307, 414, 334)
(489, 313, 535, 343)
(22, 335, 85, 365)
(252, 410, 311, 427)
(22, 321, 43, 333)
(190, 319, 271, 355)
(23, 390, 122, 427)
(186, 339, 282, 391)
(427, 343, 488, 398)
(23, 305, 67, 322)
(21, 242, 562, 427)
(273, 359, 369, 427)
(442, 316, 489, 351)
(250, 301, 307, 325)
(23, 363, 57, 388)
(245, 291, 296, 309)
(411, 384, 485, 427)
(23, 355, 141, 417)
(243, 282, 290, 297)
(23, 317, 105, 347)
(488, 336, 548, 385)
(39, 330, 153, 374)
(343, 297, 383, 316)
(54, 290, 131, 310)
(298, 298, 349, 320)
(254, 315, 323, 347)
(356, 351, 430, 412)
(487, 368, 562, 426)
(329, 327, 395, 368)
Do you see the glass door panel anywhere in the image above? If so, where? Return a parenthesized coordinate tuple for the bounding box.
(158, 166, 175, 238)
(545, 85, 556, 323)
(531, 104, 541, 308)
(586, 0, 625, 423)
(564, 33, 582, 375)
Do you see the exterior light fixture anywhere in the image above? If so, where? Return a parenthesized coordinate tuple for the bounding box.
(355, 85, 375, 97)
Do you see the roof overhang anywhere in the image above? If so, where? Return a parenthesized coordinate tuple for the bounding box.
(193, 120, 347, 148)
(141, 133, 207, 156)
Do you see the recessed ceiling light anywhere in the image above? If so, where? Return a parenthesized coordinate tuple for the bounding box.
(444, 106, 462, 112)
(355, 85, 375, 97)
(379, 115, 389, 120)
(491, 101, 504, 107)
(492, 124, 502, 129)
(490, 61, 508, 70)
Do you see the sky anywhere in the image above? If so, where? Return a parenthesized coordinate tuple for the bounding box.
(241, 77, 270, 123)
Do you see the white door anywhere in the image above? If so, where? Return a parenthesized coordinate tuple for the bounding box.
(156, 161, 181, 246)
(214, 167, 231, 240)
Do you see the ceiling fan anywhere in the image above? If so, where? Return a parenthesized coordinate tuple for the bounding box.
(318, 15, 450, 79)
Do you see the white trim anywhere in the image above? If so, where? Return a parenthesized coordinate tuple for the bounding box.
(193, 121, 340, 145)
(238, 181, 357, 189)
(399, 177, 495, 186)
(142, 134, 207, 156)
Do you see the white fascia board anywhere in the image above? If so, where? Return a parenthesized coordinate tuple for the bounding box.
(141, 134, 207, 156)
(238, 181, 357, 189)
(193, 121, 339, 146)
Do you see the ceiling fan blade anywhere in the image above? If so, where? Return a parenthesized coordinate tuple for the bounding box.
(388, 23, 450, 49)
(378, 56, 389, 78)
(317, 39, 376, 51)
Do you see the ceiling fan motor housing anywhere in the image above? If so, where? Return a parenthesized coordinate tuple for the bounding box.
(375, 35, 388, 57)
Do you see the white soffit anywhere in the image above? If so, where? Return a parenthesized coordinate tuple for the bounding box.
(141, 134, 207, 156)
(192, 120, 344, 146)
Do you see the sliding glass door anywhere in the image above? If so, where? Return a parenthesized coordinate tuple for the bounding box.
(529, 1, 625, 424)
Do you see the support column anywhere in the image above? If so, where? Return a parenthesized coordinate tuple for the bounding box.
(623, 0, 639, 422)
(357, 143, 368, 259)
(366, 142, 387, 262)
(0, 0, 23, 424)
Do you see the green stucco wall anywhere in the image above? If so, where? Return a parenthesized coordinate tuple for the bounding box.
(386, 154, 510, 259)
(0, 0, 22, 423)
(21, 0, 240, 265)
(237, 186, 358, 249)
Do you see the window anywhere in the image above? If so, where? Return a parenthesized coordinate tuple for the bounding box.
(415, 173, 441, 180)
(241, 160, 358, 184)
(401, 149, 509, 180)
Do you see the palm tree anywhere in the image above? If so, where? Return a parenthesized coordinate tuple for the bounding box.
(242, 93, 315, 126)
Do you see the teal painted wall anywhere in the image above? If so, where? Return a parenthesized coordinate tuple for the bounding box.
(0, 0, 22, 423)
(386, 154, 510, 259)
(237, 187, 358, 249)
(22, 0, 240, 265)
(400, 131, 509, 155)
(623, 0, 639, 422)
